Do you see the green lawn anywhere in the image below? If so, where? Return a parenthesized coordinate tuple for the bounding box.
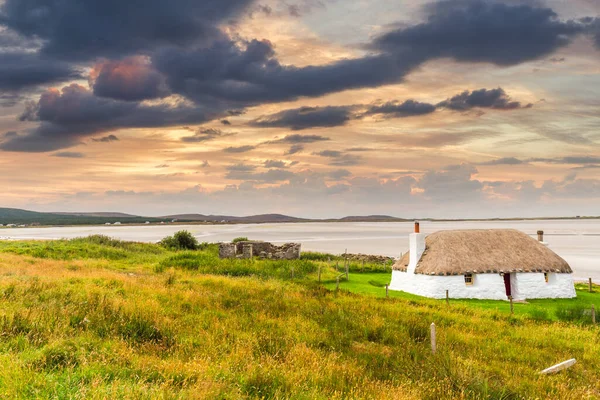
(324, 272, 600, 322)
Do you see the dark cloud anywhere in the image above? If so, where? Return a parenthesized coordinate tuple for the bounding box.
(264, 160, 289, 168)
(288, 5, 302, 17)
(438, 88, 532, 110)
(251, 106, 355, 130)
(531, 156, 600, 164)
(254, 87, 527, 129)
(1, 84, 223, 152)
(2, 131, 17, 139)
(53, 151, 84, 158)
(365, 99, 436, 118)
(285, 144, 304, 155)
(313, 150, 363, 166)
(1, 0, 594, 155)
(0, 0, 256, 60)
(0, 52, 80, 91)
(0, 92, 24, 107)
(181, 128, 226, 143)
(227, 163, 257, 172)
(372, 0, 586, 66)
(223, 145, 256, 153)
(314, 150, 342, 158)
(221, 119, 232, 125)
(92, 134, 119, 143)
(90, 57, 169, 101)
(327, 169, 352, 180)
(480, 157, 526, 165)
(155, 164, 170, 168)
(152, 39, 423, 107)
(270, 134, 331, 144)
(346, 147, 372, 152)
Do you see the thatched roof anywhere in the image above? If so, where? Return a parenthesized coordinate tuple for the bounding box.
(393, 229, 572, 275)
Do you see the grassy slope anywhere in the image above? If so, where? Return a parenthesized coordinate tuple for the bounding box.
(0, 239, 598, 399)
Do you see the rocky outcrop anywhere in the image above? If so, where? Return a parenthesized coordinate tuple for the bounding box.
(219, 241, 301, 260)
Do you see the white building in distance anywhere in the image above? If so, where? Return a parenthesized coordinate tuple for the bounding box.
(389, 223, 576, 300)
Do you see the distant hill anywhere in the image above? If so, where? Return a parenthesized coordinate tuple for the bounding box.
(162, 213, 309, 223)
(0, 208, 168, 226)
(335, 215, 410, 222)
(0, 208, 410, 227)
(5, 207, 593, 227)
(53, 212, 139, 218)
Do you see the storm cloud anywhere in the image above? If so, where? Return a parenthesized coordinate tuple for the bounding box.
(364, 100, 437, 118)
(373, 0, 587, 66)
(1, 84, 223, 152)
(181, 128, 227, 143)
(90, 57, 169, 102)
(0, 0, 256, 60)
(438, 88, 532, 111)
(0, 52, 80, 92)
(251, 106, 355, 130)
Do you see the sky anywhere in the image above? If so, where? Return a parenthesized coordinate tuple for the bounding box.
(1, 0, 600, 219)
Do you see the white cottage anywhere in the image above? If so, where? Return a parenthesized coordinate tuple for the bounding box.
(389, 223, 576, 300)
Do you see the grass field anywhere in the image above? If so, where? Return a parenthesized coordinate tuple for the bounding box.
(0, 237, 598, 399)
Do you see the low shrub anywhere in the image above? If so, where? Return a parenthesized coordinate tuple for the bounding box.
(555, 304, 590, 324)
(527, 307, 550, 322)
(232, 237, 249, 243)
(159, 230, 200, 251)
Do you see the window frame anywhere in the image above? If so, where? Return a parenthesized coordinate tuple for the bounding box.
(464, 273, 474, 286)
(544, 272, 549, 283)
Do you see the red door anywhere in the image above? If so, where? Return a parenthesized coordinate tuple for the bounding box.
(503, 273, 512, 297)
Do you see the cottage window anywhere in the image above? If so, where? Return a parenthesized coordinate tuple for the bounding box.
(544, 272, 549, 283)
(464, 274, 474, 286)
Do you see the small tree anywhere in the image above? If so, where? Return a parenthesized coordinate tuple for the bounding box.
(160, 230, 199, 250)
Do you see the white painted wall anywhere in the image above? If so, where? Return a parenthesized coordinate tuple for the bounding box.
(389, 271, 576, 300)
(512, 272, 576, 300)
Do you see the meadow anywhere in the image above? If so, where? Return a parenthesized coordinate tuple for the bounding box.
(0, 235, 598, 399)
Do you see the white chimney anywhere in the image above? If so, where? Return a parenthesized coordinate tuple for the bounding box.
(407, 221, 426, 274)
(537, 230, 549, 246)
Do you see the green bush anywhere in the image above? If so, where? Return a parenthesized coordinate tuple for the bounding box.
(527, 307, 550, 322)
(159, 230, 200, 250)
(232, 237, 249, 243)
(555, 304, 590, 324)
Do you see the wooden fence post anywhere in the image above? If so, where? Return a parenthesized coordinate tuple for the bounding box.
(430, 323, 437, 354)
(589, 278, 593, 293)
(386, 284, 389, 298)
(446, 290, 449, 306)
(345, 262, 349, 281)
(336, 276, 340, 291)
(509, 296, 514, 315)
(592, 304, 596, 325)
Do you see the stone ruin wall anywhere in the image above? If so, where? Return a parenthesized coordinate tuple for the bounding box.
(219, 241, 301, 260)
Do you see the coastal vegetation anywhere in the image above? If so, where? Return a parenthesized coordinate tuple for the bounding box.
(0, 235, 598, 398)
